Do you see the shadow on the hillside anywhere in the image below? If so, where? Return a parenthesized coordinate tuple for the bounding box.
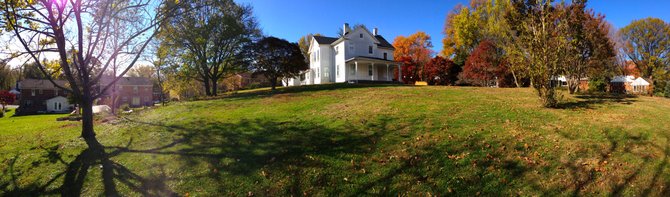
(553, 129, 670, 196)
(2, 117, 390, 196)
(556, 94, 637, 110)
(210, 83, 405, 101)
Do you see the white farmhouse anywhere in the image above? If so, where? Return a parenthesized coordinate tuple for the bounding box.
(285, 23, 402, 86)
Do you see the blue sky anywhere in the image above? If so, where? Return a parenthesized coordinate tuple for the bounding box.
(235, 0, 670, 53)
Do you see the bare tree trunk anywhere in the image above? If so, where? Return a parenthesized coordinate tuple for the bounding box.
(157, 67, 165, 106)
(211, 79, 218, 96)
(203, 77, 211, 96)
(649, 76, 654, 97)
(512, 71, 521, 88)
(270, 76, 278, 90)
(80, 95, 96, 140)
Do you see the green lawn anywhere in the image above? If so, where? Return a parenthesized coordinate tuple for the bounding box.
(2, 84, 670, 196)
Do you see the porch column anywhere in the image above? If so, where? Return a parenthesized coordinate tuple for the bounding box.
(386, 64, 390, 81)
(354, 61, 358, 81)
(398, 64, 402, 83)
(371, 63, 375, 80)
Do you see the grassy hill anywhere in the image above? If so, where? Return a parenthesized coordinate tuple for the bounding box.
(2, 84, 670, 196)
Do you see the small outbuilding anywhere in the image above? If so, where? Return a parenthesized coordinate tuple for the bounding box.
(45, 96, 72, 113)
(610, 75, 650, 94)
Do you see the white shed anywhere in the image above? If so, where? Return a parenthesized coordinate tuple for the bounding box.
(46, 96, 71, 113)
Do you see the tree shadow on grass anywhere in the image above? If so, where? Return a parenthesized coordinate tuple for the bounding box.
(556, 94, 638, 110)
(553, 129, 670, 196)
(2, 116, 389, 196)
(208, 83, 407, 101)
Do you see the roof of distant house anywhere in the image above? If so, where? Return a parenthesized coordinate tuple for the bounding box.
(18, 79, 68, 89)
(631, 77, 650, 86)
(611, 75, 636, 83)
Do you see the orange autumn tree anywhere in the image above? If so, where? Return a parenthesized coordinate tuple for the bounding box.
(393, 32, 434, 83)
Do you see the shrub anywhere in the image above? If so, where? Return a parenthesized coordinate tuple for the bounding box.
(120, 104, 130, 111)
(588, 76, 608, 92)
(665, 81, 670, 98)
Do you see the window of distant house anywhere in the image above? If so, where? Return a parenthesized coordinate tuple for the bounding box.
(54, 89, 58, 96)
(39, 89, 43, 94)
(360, 33, 363, 38)
(31, 89, 35, 96)
(316, 50, 319, 61)
(368, 65, 373, 76)
(122, 96, 128, 102)
(369, 46, 373, 54)
(335, 46, 339, 54)
(26, 100, 32, 107)
(384, 53, 388, 60)
(133, 86, 138, 94)
(350, 65, 356, 75)
(316, 67, 320, 78)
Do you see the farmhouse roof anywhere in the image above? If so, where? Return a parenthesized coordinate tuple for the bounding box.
(313, 36, 339, 44)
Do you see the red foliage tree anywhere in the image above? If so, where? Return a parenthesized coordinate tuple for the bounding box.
(393, 32, 434, 82)
(397, 56, 420, 84)
(424, 56, 461, 85)
(0, 90, 16, 117)
(461, 40, 513, 87)
(623, 60, 641, 77)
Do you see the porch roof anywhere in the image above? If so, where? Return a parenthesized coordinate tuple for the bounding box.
(345, 56, 399, 65)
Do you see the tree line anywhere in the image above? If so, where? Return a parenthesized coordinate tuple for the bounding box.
(391, 0, 670, 107)
(1, 0, 307, 147)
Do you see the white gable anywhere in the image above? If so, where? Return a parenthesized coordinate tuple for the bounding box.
(631, 77, 650, 86)
(345, 26, 380, 44)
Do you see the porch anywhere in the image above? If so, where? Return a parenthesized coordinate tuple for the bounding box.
(345, 56, 402, 83)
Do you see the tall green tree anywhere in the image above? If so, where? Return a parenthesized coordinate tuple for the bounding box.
(618, 17, 670, 95)
(563, 0, 616, 94)
(298, 33, 322, 63)
(507, 0, 569, 107)
(442, 0, 519, 86)
(246, 37, 308, 90)
(159, 0, 260, 96)
(0, 61, 16, 90)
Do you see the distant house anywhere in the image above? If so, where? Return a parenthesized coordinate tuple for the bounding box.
(16, 79, 72, 115)
(97, 76, 154, 108)
(285, 23, 401, 86)
(610, 75, 650, 94)
(551, 75, 589, 91)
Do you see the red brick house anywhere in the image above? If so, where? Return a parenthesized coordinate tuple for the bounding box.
(97, 76, 154, 108)
(16, 79, 72, 115)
